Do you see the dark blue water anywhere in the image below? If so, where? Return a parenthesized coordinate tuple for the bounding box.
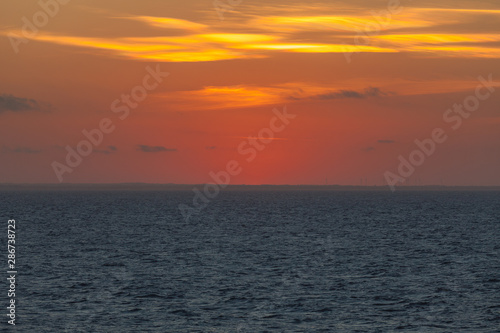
(1, 190, 499, 332)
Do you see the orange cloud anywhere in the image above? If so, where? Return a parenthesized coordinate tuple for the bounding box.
(4, 7, 500, 62)
(251, 14, 433, 33)
(377, 34, 500, 44)
(165, 86, 283, 110)
(160, 78, 496, 111)
(375, 34, 500, 58)
(126, 16, 208, 31)
(12, 32, 268, 62)
(2, 28, 396, 62)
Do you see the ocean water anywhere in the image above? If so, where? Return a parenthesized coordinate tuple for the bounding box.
(1, 190, 499, 332)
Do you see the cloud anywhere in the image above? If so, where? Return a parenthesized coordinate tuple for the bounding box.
(378, 140, 395, 144)
(2, 146, 42, 154)
(167, 83, 399, 110)
(205, 146, 217, 150)
(4, 7, 500, 63)
(11, 32, 269, 63)
(362, 147, 375, 152)
(250, 14, 433, 33)
(168, 85, 283, 110)
(138, 145, 177, 153)
(126, 16, 208, 31)
(312, 87, 392, 100)
(94, 146, 118, 154)
(0, 94, 48, 113)
(374, 33, 500, 58)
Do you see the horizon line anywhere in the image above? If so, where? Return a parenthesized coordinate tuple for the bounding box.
(1, 183, 500, 191)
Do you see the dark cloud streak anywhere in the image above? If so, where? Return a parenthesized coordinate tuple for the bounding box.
(2, 146, 42, 154)
(313, 87, 392, 100)
(94, 146, 118, 154)
(0, 94, 49, 113)
(138, 145, 177, 153)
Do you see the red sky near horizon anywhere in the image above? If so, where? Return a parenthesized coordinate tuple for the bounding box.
(1, 0, 499, 186)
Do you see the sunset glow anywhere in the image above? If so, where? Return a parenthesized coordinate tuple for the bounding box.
(1, 0, 499, 185)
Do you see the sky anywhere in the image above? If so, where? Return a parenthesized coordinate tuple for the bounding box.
(1, 0, 499, 186)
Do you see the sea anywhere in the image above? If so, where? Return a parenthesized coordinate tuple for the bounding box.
(1, 189, 499, 332)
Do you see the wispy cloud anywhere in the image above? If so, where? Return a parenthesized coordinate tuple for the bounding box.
(0, 94, 48, 113)
(378, 140, 396, 144)
(125, 16, 208, 31)
(312, 87, 393, 100)
(164, 84, 400, 110)
(2, 146, 42, 154)
(162, 78, 489, 110)
(13, 32, 271, 62)
(5, 7, 499, 63)
(374, 33, 500, 58)
(94, 145, 118, 154)
(250, 14, 433, 33)
(172, 85, 282, 109)
(138, 145, 177, 153)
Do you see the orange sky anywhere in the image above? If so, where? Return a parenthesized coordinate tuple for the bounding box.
(1, 0, 499, 185)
